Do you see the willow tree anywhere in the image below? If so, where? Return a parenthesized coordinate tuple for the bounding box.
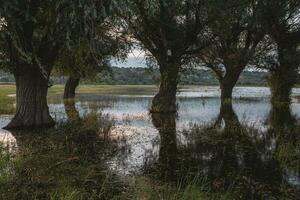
(197, 0, 265, 101)
(122, 0, 209, 113)
(59, 14, 128, 100)
(260, 0, 300, 103)
(0, 0, 112, 129)
(59, 42, 115, 100)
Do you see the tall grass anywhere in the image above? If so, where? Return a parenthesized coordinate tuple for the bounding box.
(0, 113, 128, 200)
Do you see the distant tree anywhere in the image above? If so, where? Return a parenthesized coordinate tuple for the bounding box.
(260, 0, 300, 103)
(197, 0, 265, 101)
(121, 0, 210, 113)
(58, 18, 129, 99)
(0, 0, 112, 129)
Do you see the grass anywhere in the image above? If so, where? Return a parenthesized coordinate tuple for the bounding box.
(0, 85, 16, 114)
(0, 113, 231, 200)
(0, 112, 127, 200)
(49, 85, 158, 95)
(131, 177, 233, 200)
(0, 84, 159, 114)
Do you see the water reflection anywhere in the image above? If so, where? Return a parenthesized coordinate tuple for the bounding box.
(142, 102, 300, 199)
(1, 87, 300, 198)
(267, 103, 300, 187)
(151, 113, 178, 181)
(1, 119, 124, 200)
(214, 101, 241, 130)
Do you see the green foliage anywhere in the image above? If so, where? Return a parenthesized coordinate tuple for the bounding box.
(259, 0, 300, 96)
(0, 0, 113, 76)
(197, 0, 266, 85)
(121, 0, 210, 65)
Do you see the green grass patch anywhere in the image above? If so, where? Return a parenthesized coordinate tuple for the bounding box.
(0, 84, 158, 115)
(0, 113, 127, 200)
(0, 85, 16, 114)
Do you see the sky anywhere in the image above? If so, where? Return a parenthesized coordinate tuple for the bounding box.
(111, 49, 147, 68)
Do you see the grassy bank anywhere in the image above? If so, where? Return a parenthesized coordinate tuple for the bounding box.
(0, 84, 159, 115)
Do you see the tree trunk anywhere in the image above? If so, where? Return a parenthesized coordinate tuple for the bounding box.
(64, 99, 80, 123)
(215, 101, 240, 130)
(4, 69, 55, 130)
(220, 82, 235, 101)
(269, 45, 299, 104)
(269, 101, 295, 130)
(268, 68, 296, 104)
(63, 76, 80, 99)
(151, 62, 180, 113)
(220, 69, 242, 101)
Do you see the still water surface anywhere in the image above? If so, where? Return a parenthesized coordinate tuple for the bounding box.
(1, 86, 300, 198)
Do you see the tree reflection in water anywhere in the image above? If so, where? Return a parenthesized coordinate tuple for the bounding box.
(151, 113, 178, 181)
(145, 101, 300, 199)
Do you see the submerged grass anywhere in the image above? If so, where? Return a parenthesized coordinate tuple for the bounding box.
(0, 113, 129, 200)
(0, 114, 236, 200)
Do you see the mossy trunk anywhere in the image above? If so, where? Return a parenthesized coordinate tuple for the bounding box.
(151, 62, 179, 113)
(63, 76, 80, 99)
(4, 68, 54, 130)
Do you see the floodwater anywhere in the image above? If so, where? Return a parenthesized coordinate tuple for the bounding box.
(1, 86, 300, 199)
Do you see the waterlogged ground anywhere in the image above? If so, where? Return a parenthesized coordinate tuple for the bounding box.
(1, 85, 300, 199)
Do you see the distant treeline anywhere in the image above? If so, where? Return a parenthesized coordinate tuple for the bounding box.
(0, 67, 268, 86)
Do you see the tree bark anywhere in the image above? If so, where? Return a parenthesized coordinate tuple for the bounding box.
(151, 62, 180, 113)
(215, 101, 241, 131)
(268, 68, 297, 104)
(269, 101, 295, 130)
(64, 99, 80, 123)
(4, 69, 55, 130)
(219, 69, 242, 101)
(63, 76, 80, 99)
(268, 45, 299, 104)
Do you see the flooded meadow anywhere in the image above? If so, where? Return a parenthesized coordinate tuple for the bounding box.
(1, 86, 300, 199)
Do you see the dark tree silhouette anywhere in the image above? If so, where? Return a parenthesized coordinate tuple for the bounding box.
(261, 0, 300, 103)
(198, 0, 265, 101)
(0, 0, 111, 129)
(122, 0, 210, 113)
(151, 113, 178, 180)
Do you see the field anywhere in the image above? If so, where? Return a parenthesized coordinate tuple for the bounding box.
(0, 84, 160, 115)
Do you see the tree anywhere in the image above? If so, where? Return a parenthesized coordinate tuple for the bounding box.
(121, 0, 209, 113)
(58, 42, 114, 99)
(197, 0, 265, 101)
(0, 0, 112, 129)
(260, 0, 300, 103)
(58, 15, 129, 100)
